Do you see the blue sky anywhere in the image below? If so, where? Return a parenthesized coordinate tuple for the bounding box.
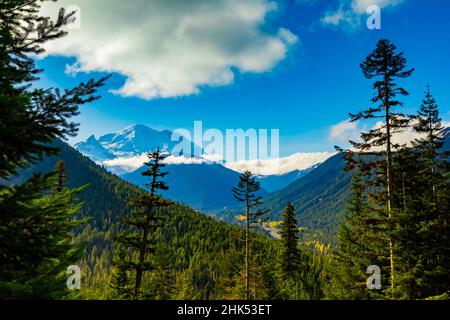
(37, 0, 450, 157)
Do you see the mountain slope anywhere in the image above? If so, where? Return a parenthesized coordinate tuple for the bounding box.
(123, 162, 249, 211)
(9, 140, 274, 298)
(261, 128, 450, 243)
(262, 153, 352, 243)
(10, 139, 142, 228)
(258, 166, 318, 193)
(75, 135, 116, 163)
(441, 127, 450, 152)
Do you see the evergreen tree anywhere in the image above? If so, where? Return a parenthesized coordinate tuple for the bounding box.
(52, 160, 68, 193)
(325, 171, 379, 299)
(115, 149, 173, 300)
(0, 0, 108, 179)
(413, 86, 445, 209)
(348, 39, 414, 297)
(149, 243, 176, 300)
(0, 167, 86, 298)
(279, 203, 301, 277)
(278, 203, 303, 298)
(232, 171, 268, 300)
(109, 246, 133, 300)
(332, 43, 449, 300)
(390, 87, 450, 299)
(0, 0, 106, 298)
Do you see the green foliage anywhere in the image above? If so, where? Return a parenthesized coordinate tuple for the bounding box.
(52, 160, 68, 193)
(114, 149, 174, 300)
(0, 165, 86, 299)
(263, 154, 352, 244)
(390, 88, 450, 299)
(3, 11, 447, 301)
(0, 0, 106, 299)
(327, 40, 449, 300)
(109, 245, 133, 300)
(279, 203, 301, 281)
(232, 171, 269, 227)
(0, 0, 108, 179)
(232, 171, 269, 300)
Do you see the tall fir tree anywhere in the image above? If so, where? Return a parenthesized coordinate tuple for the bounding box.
(348, 39, 414, 297)
(0, 0, 106, 299)
(279, 203, 301, 276)
(326, 167, 382, 299)
(0, 0, 108, 179)
(114, 148, 173, 300)
(413, 86, 445, 210)
(278, 203, 302, 298)
(394, 87, 450, 299)
(232, 171, 269, 300)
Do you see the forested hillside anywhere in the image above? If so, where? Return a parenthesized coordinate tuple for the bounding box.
(214, 153, 352, 244)
(263, 153, 351, 243)
(10, 140, 324, 299)
(9, 140, 265, 298)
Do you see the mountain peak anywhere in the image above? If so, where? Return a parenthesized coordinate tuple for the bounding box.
(75, 135, 115, 162)
(86, 135, 98, 143)
(77, 124, 180, 161)
(121, 124, 159, 134)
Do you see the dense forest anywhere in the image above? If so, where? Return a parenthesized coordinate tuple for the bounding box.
(0, 0, 448, 300)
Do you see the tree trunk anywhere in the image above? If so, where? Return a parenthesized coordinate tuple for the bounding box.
(431, 163, 437, 211)
(245, 194, 250, 300)
(429, 120, 437, 212)
(134, 225, 149, 300)
(402, 172, 407, 213)
(384, 74, 396, 299)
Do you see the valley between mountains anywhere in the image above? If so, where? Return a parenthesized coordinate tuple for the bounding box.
(72, 124, 353, 242)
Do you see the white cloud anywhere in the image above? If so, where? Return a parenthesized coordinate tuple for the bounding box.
(40, 0, 297, 99)
(329, 119, 361, 144)
(329, 118, 447, 152)
(351, 0, 404, 13)
(224, 152, 335, 175)
(101, 151, 334, 176)
(102, 153, 149, 173)
(369, 120, 425, 151)
(101, 153, 220, 173)
(321, 5, 361, 29)
(163, 155, 207, 165)
(321, 0, 406, 30)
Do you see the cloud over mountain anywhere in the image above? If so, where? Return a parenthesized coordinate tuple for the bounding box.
(41, 0, 297, 99)
(224, 152, 334, 175)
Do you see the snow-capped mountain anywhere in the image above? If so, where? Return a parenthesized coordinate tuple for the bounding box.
(74, 124, 330, 209)
(97, 124, 178, 157)
(75, 124, 181, 161)
(74, 135, 116, 163)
